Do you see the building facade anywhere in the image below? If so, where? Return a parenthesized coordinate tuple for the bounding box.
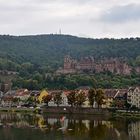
(127, 87, 140, 109)
(56, 55, 137, 75)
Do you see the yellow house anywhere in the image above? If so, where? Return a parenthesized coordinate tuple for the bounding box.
(38, 90, 49, 103)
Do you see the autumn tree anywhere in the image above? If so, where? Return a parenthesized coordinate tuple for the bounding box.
(42, 95, 52, 106)
(75, 90, 86, 107)
(54, 92, 62, 107)
(67, 91, 76, 107)
(88, 88, 96, 108)
(95, 89, 105, 108)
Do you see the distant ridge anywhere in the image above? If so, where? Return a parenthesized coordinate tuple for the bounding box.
(0, 34, 140, 71)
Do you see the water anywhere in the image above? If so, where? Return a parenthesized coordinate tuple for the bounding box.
(0, 113, 139, 140)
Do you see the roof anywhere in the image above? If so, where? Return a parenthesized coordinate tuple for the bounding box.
(115, 89, 128, 98)
(104, 89, 118, 98)
(30, 90, 40, 96)
(15, 89, 29, 96)
(76, 86, 91, 90)
(48, 90, 62, 96)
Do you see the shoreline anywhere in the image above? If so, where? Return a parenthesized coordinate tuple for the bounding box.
(0, 107, 140, 120)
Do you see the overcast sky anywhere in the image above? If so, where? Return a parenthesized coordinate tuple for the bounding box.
(0, 0, 140, 38)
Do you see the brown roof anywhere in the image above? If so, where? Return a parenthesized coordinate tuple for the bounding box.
(115, 89, 128, 98)
(104, 89, 118, 98)
(15, 89, 29, 96)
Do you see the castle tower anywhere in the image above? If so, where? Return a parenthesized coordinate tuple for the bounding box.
(64, 55, 72, 69)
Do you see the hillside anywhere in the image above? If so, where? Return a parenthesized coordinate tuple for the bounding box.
(0, 34, 140, 71)
(0, 34, 140, 90)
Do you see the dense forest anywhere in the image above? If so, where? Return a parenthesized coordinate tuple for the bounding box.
(0, 34, 140, 90)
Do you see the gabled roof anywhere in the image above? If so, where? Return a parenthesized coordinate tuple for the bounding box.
(114, 89, 128, 98)
(104, 89, 118, 98)
(15, 89, 29, 96)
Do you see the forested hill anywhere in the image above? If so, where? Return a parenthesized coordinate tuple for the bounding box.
(0, 34, 140, 71)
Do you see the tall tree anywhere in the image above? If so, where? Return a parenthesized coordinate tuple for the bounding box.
(42, 95, 52, 106)
(95, 89, 105, 108)
(54, 92, 62, 107)
(75, 90, 86, 107)
(67, 91, 76, 107)
(88, 88, 96, 108)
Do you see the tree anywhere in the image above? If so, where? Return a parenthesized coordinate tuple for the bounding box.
(88, 88, 96, 108)
(26, 96, 38, 106)
(42, 95, 52, 106)
(95, 89, 105, 109)
(136, 55, 140, 66)
(54, 92, 62, 107)
(67, 91, 76, 107)
(12, 97, 20, 106)
(75, 90, 86, 107)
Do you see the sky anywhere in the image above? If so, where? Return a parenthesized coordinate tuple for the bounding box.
(0, 0, 140, 38)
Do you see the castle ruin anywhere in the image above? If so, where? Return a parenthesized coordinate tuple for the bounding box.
(56, 55, 138, 75)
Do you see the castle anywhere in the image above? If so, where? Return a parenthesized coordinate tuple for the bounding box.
(56, 55, 140, 75)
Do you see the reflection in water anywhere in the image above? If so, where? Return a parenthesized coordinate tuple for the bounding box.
(128, 121, 140, 140)
(0, 113, 139, 140)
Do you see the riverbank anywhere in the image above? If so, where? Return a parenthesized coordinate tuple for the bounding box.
(0, 107, 140, 120)
(112, 112, 140, 120)
(42, 106, 110, 116)
(0, 107, 110, 115)
(0, 107, 35, 113)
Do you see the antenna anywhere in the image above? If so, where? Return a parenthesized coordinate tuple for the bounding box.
(59, 29, 61, 35)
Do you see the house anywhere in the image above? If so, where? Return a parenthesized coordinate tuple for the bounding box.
(102, 89, 118, 108)
(1, 90, 16, 107)
(48, 90, 69, 106)
(114, 89, 127, 108)
(127, 87, 140, 109)
(102, 89, 128, 108)
(14, 89, 30, 102)
(0, 83, 12, 93)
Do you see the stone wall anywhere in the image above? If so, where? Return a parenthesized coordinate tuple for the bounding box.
(58, 55, 134, 75)
(42, 106, 110, 115)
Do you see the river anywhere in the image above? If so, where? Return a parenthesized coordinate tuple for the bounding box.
(0, 113, 139, 140)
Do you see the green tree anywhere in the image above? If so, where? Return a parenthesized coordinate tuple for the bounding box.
(27, 96, 37, 106)
(136, 55, 140, 66)
(67, 91, 76, 107)
(88, 88, 96, 108)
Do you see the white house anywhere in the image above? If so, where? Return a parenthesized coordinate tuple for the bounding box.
(48, 90, 69, 107)
(127, 87, 140, 109)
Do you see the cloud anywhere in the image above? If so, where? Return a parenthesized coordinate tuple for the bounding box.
(99, 4, 140, 23)
(0, 0, 140, 38)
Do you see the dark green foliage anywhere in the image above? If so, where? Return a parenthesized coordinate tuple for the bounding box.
(0, 35, 140, 70)
(0, 34, 140, 90)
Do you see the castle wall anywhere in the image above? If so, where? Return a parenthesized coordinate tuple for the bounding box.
(57, 56, 138, 75)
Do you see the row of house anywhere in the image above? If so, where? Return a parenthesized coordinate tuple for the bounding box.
(0, 87, 140, 109)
